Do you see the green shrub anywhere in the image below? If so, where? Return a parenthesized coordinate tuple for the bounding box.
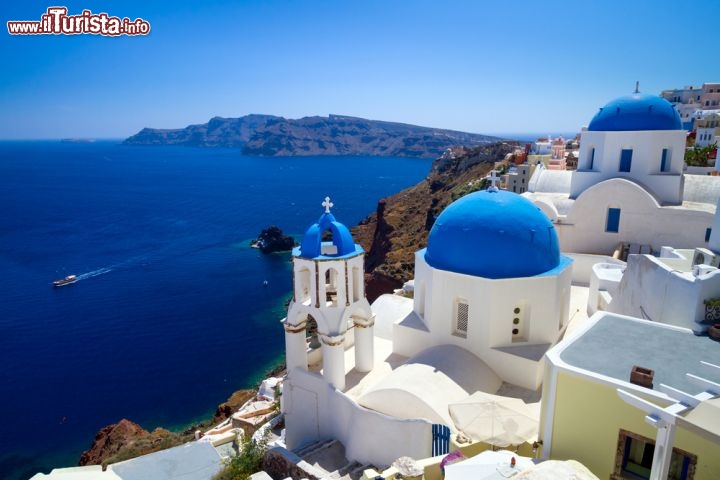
(213, 431, 269, 480)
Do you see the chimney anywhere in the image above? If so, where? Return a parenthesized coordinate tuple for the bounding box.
(630, 365, 654, 389)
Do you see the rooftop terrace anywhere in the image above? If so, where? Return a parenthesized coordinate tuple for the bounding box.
(559, 313, 720, 394)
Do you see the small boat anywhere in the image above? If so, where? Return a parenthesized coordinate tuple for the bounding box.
(263, 280, 269, 287)
(53, 275, 77, 287)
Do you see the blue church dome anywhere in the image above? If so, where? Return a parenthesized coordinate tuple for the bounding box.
(588, 93, 682, 131)
(297, 198, 359, 259)
(425, 189, 560, 279)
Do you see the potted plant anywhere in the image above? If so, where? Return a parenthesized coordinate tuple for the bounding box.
(709, 324, 720, 341)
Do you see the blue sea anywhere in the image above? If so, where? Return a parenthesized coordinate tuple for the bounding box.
(0, 141, 432, 480)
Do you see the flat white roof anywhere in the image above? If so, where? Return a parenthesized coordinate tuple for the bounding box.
(555, 313, 720, 395)
(109, 441, 222, 480)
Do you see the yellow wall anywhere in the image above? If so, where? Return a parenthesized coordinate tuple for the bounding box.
(549, 371, 720, 479)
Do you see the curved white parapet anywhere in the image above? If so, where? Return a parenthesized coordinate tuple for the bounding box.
(588, 263, 625, 315)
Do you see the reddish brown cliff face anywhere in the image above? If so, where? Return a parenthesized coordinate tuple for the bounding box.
(79, 419, 151, 466)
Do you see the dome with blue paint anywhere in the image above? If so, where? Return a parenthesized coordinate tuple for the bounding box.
(588, 93, 682, 131)
(425, 189, 560, 279)
(297, 197, 360, 259)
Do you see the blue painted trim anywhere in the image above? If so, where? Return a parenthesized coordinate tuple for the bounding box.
(421, 248, 572, 279)
(292, 243, 364, 260)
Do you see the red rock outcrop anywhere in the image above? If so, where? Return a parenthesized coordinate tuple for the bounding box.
(79, 419, 150, 466)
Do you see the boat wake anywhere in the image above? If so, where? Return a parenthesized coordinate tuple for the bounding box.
(76, 267, 113, 281)
(59, 245, 213, 285)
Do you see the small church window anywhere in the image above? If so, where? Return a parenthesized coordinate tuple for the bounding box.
(606, 208, 621, 233)
(454, 301, 468, 338)
(588, 147, 595, 170)
(512, 304, 528, 343)
(706, 228, 712, 243)
(619, 149, 633, 172)
(660, 148, 670, 172)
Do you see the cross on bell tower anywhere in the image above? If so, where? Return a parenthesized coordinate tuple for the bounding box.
(322, 196, 334, 214)
(488, 170, 500, 192)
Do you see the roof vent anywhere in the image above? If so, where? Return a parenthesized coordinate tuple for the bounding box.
(630, 365, 654, 389)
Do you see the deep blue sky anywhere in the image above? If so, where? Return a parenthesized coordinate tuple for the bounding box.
(2, 1, 719, 139)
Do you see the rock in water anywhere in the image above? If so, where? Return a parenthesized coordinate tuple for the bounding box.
(252, 226, 296, 253)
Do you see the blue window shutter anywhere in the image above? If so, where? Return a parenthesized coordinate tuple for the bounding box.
(606, 208, 621, 233)
(431, 424, 450, 456)
(619, 149, 633, 172)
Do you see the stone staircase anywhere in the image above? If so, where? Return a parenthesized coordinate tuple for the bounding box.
(294, 439, 372, 480)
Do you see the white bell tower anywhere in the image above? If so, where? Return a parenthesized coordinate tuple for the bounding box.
(283, 197, 374, 390)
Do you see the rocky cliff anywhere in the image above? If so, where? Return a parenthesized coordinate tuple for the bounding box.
(78, 419, 179, 468)
(124, 114, 500, 158)
(123, 114, 280, 147)
(351, 141, 518, 300)
(242, 114, 500, 158)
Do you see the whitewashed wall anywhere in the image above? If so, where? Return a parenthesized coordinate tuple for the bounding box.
(283, 368, 432, 467)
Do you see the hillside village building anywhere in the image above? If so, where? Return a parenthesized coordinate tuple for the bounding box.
(501, 163, 533, 194)
(695, 114, 720, 148)
(661, 83, 720, 130)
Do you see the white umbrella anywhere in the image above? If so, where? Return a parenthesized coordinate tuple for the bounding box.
(444, 450, 535, 480)
(449, 391, 539, 447)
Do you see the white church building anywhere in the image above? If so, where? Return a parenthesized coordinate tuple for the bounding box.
(281, 186, 574, 465)
(525, 91, 719, 256)
(398, 187, 572, 391)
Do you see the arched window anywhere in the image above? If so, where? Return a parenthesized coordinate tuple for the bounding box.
(306, 314, 321, 349)
(324, 267, 342, 306)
